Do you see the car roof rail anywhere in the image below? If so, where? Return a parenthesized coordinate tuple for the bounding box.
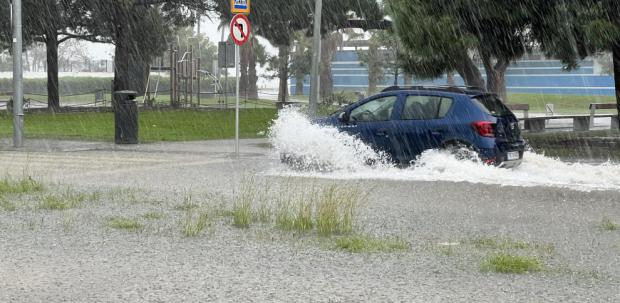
(381, 85, 486, 94)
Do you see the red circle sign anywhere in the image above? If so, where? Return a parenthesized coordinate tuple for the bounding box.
(230, 14, 251, 46)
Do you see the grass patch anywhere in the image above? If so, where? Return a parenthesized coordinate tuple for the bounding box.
(481, 253, 544, 274)
(334, 235, 409, 253)
(38, 190, 88, 210)
(600, 217, 618, 231)
(508, 93, 616, 114)
(182, 208, 209, 237)
(0, 109, 277, 142)
(232, 199, 253, 229)
(316, 185, 359, 236)
(142, 212, 165, 220)
(0, 199, 16, 211)
(106, 217, 144, 231)
(0, 176, 44, 197)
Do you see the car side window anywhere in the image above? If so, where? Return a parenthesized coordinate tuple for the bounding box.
(349, 96, 398, 123)
(402, 95, 453, 120)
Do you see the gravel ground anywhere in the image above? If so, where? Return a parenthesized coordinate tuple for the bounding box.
(1, 138, 619, 302)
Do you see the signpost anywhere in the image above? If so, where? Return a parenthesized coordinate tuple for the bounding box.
(231, 0, 251, 15)
(230, 13, 251, 158)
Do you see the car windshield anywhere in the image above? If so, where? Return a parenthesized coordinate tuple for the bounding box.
(471, 95, 512, 117)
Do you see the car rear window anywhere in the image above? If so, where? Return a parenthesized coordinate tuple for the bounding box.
(471, 95, 512, 117)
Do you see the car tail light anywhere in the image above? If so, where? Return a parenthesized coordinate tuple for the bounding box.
(472, 121, 495, 138)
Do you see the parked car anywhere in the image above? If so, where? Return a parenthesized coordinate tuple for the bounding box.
(310, 86, 525, 168)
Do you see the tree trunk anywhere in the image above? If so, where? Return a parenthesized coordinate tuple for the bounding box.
(480, 50, 509, 102)
(248, 38, 259, 100)
(455, 56, 485, 89)
(240, 41, 251, 99)
(613, 43, 620, 130)
(404, 73, 413, 86)
(277, 45, 289, 102)
(295, 73, 305, 96)
(46, 34, 60, 111)
(320, 33, 340, 99)
(446, 72, 455, 86)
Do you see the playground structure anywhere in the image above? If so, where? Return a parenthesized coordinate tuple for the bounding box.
(145, 44, 223, 108)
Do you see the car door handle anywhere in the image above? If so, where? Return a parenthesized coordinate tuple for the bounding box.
(376, 128, 389, 136)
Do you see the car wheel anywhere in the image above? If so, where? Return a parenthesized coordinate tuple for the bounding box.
(443, 142, 480, 162)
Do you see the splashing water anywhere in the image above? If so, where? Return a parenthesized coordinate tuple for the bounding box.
(268, 108, 620, 192)
(268, 107, 391, 171)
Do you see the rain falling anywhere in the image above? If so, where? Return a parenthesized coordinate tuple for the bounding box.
(0, 0, 619, 302)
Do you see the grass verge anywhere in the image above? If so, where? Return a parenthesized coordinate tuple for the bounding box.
(0, 176, 44, 197)
(0, 109, 277, 142)
(106, 217, 143, 231)
(38, 190, 89, 210)
(334, 235, 409, 253)
(481, 253, 544, 274)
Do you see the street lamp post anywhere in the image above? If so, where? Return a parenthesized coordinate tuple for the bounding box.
(12, 0, 24, 148)
(308, 0, 322, 117)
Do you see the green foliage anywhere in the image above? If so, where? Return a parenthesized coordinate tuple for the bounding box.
(106, 217, 144, 231)
(481, 254, 544, 274)
(182, 209, 209, 237)
(600, 217, 618, 231)
(0, 176, 44, 197)
(39, 190, 88, 210)
(334, 235, 409, 253)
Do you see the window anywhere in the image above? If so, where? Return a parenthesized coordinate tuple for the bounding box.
(402, 95, 453, 120)
(349, 96, 398, 122)
(472, 95, 511, 117)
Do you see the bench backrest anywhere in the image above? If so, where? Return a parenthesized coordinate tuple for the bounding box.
(589, 103, 616, 110)
(507, 103, 530, 111)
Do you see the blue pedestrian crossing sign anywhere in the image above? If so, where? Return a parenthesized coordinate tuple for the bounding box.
(231, 0, 251, 14)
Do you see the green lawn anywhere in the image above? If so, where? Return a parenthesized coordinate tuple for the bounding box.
(0, 109, 277, 142)
(508, 93, 617, 114)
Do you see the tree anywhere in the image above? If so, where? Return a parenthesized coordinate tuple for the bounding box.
(358, 30, 408, 94)
(390, 0, 533, 101)
(0, 0, 104, 110)
(213, 0, 385, 102)
(531, 0, 620, 127)
(290, 32, 312, 96)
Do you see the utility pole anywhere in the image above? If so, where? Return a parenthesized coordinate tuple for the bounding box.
(308, 0, 322, 117)
(12, 0, 24, 148)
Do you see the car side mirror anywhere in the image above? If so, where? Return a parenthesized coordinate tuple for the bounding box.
(338, 112, 349, 123)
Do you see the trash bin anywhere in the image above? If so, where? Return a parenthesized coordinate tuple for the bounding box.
(114, 90, 139, 144)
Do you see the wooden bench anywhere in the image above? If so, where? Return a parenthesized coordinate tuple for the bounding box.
(507, 103, 530, 119)
(589, 103, 619, 129)
(518, 102, 618, 133)
(0, 92, 12, 111)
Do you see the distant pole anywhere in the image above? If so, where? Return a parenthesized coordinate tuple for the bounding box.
(235, 44, 240, 158)
(12, 0, 24, 148)
(308, 0, 322, 117)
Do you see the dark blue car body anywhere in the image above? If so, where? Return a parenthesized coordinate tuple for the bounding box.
(315, 86, 525, 168)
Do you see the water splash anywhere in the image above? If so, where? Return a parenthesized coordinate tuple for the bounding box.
(267, 108, 620, 192)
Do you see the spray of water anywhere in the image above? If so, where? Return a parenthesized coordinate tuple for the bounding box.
(268, 108, 620, 192)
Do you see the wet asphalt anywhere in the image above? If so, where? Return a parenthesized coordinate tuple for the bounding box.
(0, 138, 619, 302)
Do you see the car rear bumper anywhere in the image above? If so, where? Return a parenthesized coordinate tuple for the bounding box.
(478, 141, 525, 168)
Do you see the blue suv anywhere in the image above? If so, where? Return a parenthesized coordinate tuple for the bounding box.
(315, 86, 525, 168)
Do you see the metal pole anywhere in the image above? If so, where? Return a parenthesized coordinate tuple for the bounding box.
(308, 0, 322, 117)
(12, 0, 24, 148)
(235, 44, 240, 158)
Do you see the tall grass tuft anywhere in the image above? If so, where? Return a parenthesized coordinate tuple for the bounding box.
(316, 185, 360, 236)
(182, 208, 209, 237)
